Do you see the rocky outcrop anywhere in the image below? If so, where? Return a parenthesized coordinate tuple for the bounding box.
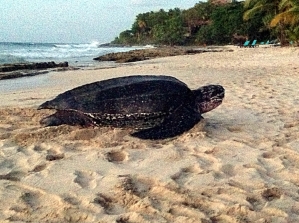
(0, 61, 69, 80)
(94, 47, 233, 63)
(0, 61, 68, 73)
(98, 43, 129, 47)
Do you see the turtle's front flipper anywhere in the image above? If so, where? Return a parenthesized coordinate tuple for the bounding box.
(131, 105, 202, 140)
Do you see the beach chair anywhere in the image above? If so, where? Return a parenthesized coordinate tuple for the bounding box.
(269, 40, 280, 47)
(250, 40, 257, 47)
(242, 40, 250, 47)
(260, 40, 269, 45)
(260, 40, 270, 47)
(290, 41, 294, 46)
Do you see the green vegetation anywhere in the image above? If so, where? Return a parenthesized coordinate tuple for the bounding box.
(243, 0, 299, 45)
(112, 0, 299, 46)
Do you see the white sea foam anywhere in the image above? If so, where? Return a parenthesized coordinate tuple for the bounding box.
(0, 42, 141, 67)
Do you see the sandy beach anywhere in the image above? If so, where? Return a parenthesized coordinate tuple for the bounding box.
(0, 46, 299, 222)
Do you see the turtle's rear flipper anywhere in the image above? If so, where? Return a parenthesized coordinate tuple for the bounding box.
(40, 110, 94, 127)
(131, 105, 202, 140)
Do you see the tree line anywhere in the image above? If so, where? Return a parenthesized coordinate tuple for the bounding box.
(112, 0, 299, 46)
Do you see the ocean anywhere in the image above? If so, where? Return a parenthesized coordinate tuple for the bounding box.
(0, 41, 143, 68)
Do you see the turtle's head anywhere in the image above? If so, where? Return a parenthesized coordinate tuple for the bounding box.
(193, 85, 225, 113)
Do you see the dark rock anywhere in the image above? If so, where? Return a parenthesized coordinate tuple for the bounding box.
(94, 47, 233, 63)
(0, 61, 70, 80)
(98, 43, 129, 48)
(94, 47, 185, 63)
(0, 61, 68, 73)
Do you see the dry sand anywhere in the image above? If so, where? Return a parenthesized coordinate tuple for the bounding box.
(0, 46, 299, 222)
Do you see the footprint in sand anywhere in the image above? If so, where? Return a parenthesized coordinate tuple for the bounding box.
(20, 191, 42, 208)
(31, 163, 48, 172)
(105, 150, 128, 163)
(74, 170, 98, 189)
(0, 170, 27, 181)
(46, 149, 65, 161)
(93, 193, 115, 214)
(262, 187, 282, 201)
(221, 164, 236, 177)
(46, 153, 65, 161)
(171, 164, 203, 185)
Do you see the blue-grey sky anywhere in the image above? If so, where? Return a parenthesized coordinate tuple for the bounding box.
(0, 0, 202, 43)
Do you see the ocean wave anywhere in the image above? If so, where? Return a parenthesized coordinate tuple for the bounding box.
(54, 44, 72, 48)
(54, 41, 100, 49)
(0, 54, 28, 64)
(0, 41, 139, 66)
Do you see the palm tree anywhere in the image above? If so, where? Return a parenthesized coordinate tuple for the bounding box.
(243, 0, 281, 21)
(243, 0, 280, 33)
(138, 20, 147, 31)
(243, 0, 287, 44)
(270, 0, 299, 45)
(270, 0, 299, 27)
(135, 20, 147, 42)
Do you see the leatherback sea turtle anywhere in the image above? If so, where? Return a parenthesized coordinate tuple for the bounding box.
(38, 75, 224, 139)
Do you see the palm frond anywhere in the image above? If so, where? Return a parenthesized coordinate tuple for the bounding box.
(244, 0, 258, 9)
(280, 0, 299, 10)
(270, 12, 288, 26)
(271, 9, 299, 27)
(243, 3, 264, 20)
(279, 0, 292, 9)
(285, 25, 299, 43)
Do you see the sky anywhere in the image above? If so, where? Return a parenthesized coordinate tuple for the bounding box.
(0, 0, 202, 44)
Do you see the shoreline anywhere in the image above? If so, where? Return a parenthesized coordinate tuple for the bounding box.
(1, 47, 299, 222)
(0, 61, 117, 81)
(0, 45, 233, 81)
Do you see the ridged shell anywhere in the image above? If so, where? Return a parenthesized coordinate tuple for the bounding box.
(38, 75, 195, 116)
